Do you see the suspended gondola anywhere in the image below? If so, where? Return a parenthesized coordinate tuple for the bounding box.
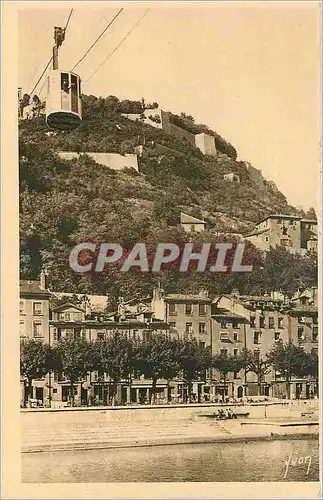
(46, 26, 82, 131)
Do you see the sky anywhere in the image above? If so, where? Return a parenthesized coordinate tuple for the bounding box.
(18, 2, 321, 211)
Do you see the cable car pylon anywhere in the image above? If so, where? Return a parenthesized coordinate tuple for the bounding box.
(46, 26, 82, 131)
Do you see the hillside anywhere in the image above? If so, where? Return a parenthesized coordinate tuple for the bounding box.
(19, 94, 315, 302)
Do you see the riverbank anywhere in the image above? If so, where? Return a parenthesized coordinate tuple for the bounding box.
(21, 400, 319, 453)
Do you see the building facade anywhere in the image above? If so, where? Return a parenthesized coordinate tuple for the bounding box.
(57, 151, 139, 172)
(195, 133, 217, 156)
(180, 212, 206, 233)
(213, 291, 318, 399)
(20, 279, 319, 406)
(245, 214, 318, 254)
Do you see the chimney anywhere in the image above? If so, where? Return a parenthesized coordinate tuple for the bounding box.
(82, 295, 92, 316)
(311, 287, 317, 306)
(199, 289, 208, 299)
(153, 284, 164, 302)
(40, 269, 47, 290)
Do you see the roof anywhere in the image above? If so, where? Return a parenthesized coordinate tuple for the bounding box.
(49, 320, 148, 328)
(20, 280, 51, 298)
(180, 212, 205, 225)
(239, 295, 284, 303)
(211, 308, 249, 323)
(301, 219, 317, 224)
(51, 302, 85, 313)
(288, 306, 318, 316)
(165, 294, 211, 304)
(256, 214, 302, 225)
(245, 228, 270, 238)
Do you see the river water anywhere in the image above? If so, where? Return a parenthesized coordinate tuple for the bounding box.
(22, 439, 319, 483)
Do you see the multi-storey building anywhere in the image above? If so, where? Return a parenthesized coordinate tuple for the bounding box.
(48, 301, 172, 407)
(19, 277, 51, 343)
(20, 277, 51, 405)
(20, 278, 319, 405)
(214, 291, 318, 399)
(151, 288, 214, 401)
(245, 214, 318, 254)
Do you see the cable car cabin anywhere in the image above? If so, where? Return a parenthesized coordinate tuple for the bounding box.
(46, 70, 82, 130)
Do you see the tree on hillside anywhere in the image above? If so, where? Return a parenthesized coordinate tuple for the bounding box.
(239, 348, 271, 396)
(267, 340, 309, 399)
(262, 247, 317, 297)
(20, 338, 51, 406)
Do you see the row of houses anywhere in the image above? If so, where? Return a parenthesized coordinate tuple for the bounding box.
(20, 275, 319, 407)
(180, 212, 318, 255)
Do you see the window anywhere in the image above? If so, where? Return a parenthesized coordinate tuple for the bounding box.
(97, 332, 104, 341)
(71, 74, 79, 113)
(278, 317, 284, 329)
(133, 330, 138, 339)
(274, 332, 281, 341)
(250, 316, 256, 328)
(33, 321, 42, 337)
(265, 236, 269, 242)
(233, 349, 238, 357)
(190, 224, 195, 232)
(199, 304, 206, 316)
(259, 316, 265, 328)
(233, 371, 238, 379)
(169, 304, 177, 316)
(185, 322, 193, 334)
(169, 322, 176, 329)
(33, 302, 42, 315)
(233, 331, 238, 342)
(220, 349, 228, 356)
(312, 326, 318, 342)
(254, 331, 261, 344)
(185, 303, 193, 315)
(19, 301, 24, 314)
(298, 326, 304, 341)
(74, 329, 81, 339)
(220, 331, 229, 341)
(199, 323, 206, 334)
(313, 316, 318, 325)
(220, 319, 227, 329)
(232, 320, 239, 329)
(19, 320, 25, 336)
(280, 239, 289, 246)
(61, 73, 69, 92)
(65, 329, 74, 340)
(282, 226, 288, 235)
(143, 331, 152, 342)
(64, 312, 70, 321)
(268, 317, 275, 329)
(253, 349, 260, 359)
(199, 341, 206, 348)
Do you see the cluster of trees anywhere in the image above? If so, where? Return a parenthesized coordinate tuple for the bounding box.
(21, 334, 318, 407)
